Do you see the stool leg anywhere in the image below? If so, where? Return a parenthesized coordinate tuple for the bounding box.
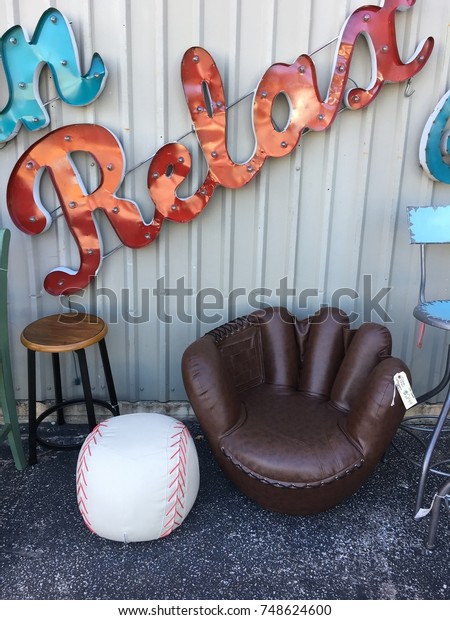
(51, 352, 64, 425)
(27, 349, 37, 466)
(415, 390, 450, 517)
(416, 344, 450, 404)
(426, 479, 450, 550)
(98, 338, 119, 416)
(76, 349, 97, 431)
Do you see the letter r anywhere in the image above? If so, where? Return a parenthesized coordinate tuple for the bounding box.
(7, 124, 163, 296)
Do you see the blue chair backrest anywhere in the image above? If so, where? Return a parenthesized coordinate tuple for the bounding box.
(407, 205, 450, 244)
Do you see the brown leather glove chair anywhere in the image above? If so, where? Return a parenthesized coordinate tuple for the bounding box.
(182, 306, 410, 515)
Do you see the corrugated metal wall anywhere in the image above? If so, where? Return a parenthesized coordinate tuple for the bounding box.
(1, 0, 450, 404)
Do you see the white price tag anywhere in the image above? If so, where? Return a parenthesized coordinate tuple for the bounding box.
(393, 371, 417, 410)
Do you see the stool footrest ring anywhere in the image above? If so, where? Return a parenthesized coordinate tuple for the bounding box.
(35, 399, 119, 450)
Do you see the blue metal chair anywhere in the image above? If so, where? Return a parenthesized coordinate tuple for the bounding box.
(0, 229, 26, 470)
(406, 205, 450, 524)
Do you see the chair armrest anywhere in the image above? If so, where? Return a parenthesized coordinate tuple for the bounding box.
(182, 335, 242, 440)
(344, 357, 410, 457)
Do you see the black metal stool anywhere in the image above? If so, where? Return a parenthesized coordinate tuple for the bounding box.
(21, 312, 119, 465)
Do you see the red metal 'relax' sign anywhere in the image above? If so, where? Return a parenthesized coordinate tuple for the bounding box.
(7, 0, 434, 296)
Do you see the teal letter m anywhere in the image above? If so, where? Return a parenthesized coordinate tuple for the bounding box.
(0, 8, 107, 142)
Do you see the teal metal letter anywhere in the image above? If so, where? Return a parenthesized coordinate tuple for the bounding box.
(419, 90, 450, 184)
(0, 8, 107, 142)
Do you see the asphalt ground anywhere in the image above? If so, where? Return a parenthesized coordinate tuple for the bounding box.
(0, 416, 449, 600)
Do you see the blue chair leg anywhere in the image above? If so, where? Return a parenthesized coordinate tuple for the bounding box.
(415, 386, 450, 518)
(416, 344, 450, 405)
(425, 478, 450, 550)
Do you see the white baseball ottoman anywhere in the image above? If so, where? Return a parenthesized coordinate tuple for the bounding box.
(76, 412, 200, 542)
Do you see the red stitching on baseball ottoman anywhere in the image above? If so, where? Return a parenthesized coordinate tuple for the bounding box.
(76, 421, 109, 534)
(161, 421, 190, 537)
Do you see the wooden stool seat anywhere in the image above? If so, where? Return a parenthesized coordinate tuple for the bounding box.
(21, 313, 108, 353)
(21, 312, 119, 465)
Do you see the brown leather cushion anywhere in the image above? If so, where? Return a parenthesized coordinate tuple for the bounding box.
(220, 385, 364, 488)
